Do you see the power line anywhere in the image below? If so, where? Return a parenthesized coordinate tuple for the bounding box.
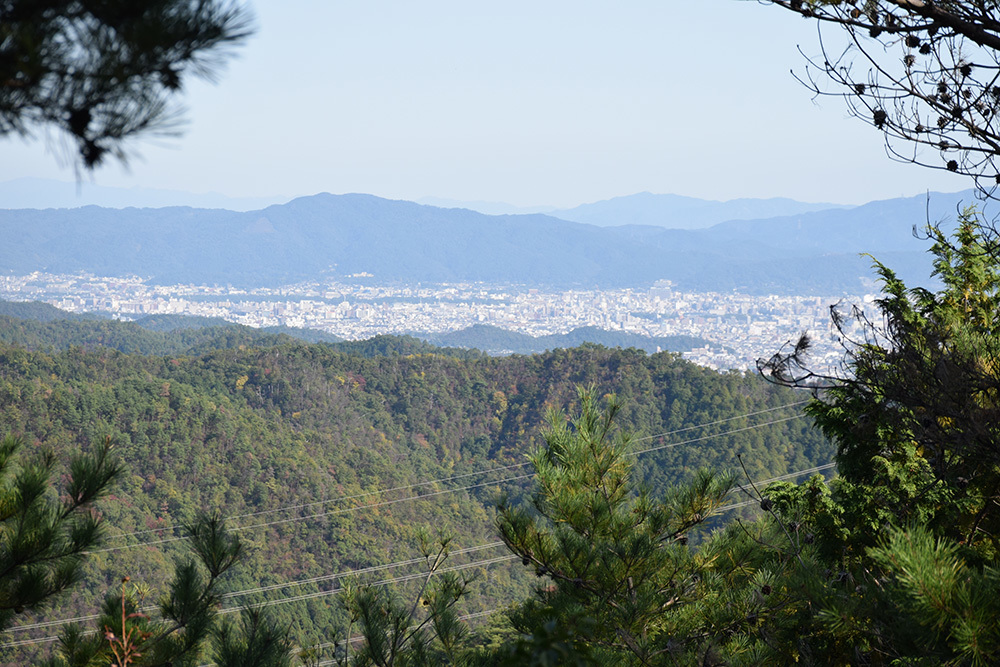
(0, 633, 61, 649)
(99, 401, 811, 546)
(631, 400, 810, 444)
(7, 461, 835, 642)
(718, 462, 837, 513)
(86, 474, 535, 555)
(0, 555, 519, 650)
(2, 555, 515, 650)
(630, 414, 804, 457)
(90, 406, 811, 555)
(225, 554, 519, 613)
(7, 543, 511, 635)
(6, 404, 821, 646)
(221, 541, 507, 601)
(107, 462, 532, 544)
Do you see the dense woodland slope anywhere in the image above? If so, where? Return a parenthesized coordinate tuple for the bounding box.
(0, 301, 707, 358)
(0, 320, 830, 664)
(419, 324, 711, 356)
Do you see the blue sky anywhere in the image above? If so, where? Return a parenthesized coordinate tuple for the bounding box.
(0, 0, 972, 207)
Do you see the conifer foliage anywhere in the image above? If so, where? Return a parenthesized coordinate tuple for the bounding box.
(495, 389, 738, 664)
(0, 0, 253, 169)
(764, 210, 1000, 555)
(0, 434, 120, 634)
(330, 532, 478, 667)
(41, 513, 294, 667)
(757, 212, 1000, 664)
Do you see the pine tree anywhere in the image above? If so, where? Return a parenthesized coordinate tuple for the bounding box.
(42, 513, 294, 667)
(0, 433, 121, 633)
(0, 0, 253, 169)
(494, 388, 741, 664)
(755, 213, 1000, 664)
(330, 531, 479, 667)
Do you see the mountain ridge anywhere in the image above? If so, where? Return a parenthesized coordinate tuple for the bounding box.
(417, 324, 713, 356)
(0, 189, 979, 294)
(550, 191, 853, 229)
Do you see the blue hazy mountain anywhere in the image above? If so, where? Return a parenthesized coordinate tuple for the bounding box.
(0, 189, 979, 294)
(551, 192, 852, 229)
(704, 190, 973, 252)
(0, 177, 289, 211)
(415, 196, 559, 216)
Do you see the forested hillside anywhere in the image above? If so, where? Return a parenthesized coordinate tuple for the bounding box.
(0, 301, 703, 358)
(420, 324, 710, 355)
(0, 302, 477, 359)
(0, 333, 829, 664)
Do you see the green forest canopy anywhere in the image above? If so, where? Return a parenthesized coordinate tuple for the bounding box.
(0, 327, 827, 664)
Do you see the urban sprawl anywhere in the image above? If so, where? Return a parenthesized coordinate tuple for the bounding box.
(0, 272, 878, 372)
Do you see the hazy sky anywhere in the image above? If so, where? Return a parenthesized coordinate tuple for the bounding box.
(0, 0, 972, 208)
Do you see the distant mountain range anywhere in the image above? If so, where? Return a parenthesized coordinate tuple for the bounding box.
(415, 197, 559, 216)
(0, 187, 981, 294)
(0, 177, 290, 211)
(2, 179, 843, 224)
(550, 192, 851, 229)
(415, 192, 849, 227)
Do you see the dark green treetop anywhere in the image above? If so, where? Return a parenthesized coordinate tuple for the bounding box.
(0, 433, 120, 634)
